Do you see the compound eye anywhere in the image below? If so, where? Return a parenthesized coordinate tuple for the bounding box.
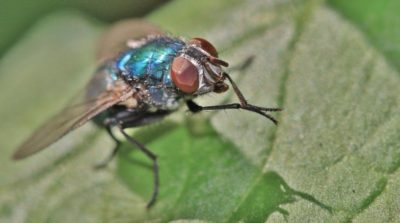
(171, 57, 199, 93)
(189, 37, 218, 58)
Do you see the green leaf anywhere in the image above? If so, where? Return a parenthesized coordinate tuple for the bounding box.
(1, 0, 400, 222)
(329, 0, 400, 72)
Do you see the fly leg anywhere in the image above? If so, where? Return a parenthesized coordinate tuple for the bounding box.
(118, 127, 159, 209)
(187, 72, 282, 125)
(95, 110, 170, 169)
(97, 110, 170, 208)
(94, 126, 121, 169)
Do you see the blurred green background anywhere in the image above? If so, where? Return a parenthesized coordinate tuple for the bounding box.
(0, 0, 168, 58)
(1, 0, 400, 222)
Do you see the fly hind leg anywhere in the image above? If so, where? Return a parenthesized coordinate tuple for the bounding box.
(95, 110, 169, 169)
(95, 109, 170, 208)
(94, 126, 121, 169)
(118, 127, 159, 208)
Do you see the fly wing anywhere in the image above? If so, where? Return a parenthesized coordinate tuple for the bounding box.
(13, 67, 133, 160)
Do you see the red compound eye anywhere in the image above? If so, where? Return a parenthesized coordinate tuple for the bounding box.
(171, 57, 199, 93)
(189, 37, 218, 58)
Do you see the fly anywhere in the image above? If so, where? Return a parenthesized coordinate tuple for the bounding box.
(13, 35, 281, 208)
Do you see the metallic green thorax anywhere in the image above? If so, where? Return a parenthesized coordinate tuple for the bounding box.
(116, 36, 185, 88)
(114, 36, 186, 109)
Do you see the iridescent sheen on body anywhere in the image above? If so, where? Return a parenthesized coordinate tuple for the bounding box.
(116, 36, 185, 88)
(113, 36, 186, 109)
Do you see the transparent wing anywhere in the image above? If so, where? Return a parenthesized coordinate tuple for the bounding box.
(13, 67, 133, 160)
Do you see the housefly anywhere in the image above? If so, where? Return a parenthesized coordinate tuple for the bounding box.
(13, 23, 281, 208)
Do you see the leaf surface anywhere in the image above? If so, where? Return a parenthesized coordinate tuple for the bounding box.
(1, 0, 400, 222)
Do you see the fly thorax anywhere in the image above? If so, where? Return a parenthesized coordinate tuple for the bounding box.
(145, 86, 181, 110)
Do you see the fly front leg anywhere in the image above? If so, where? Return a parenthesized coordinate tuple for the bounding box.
(187, 72, 282, 125)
